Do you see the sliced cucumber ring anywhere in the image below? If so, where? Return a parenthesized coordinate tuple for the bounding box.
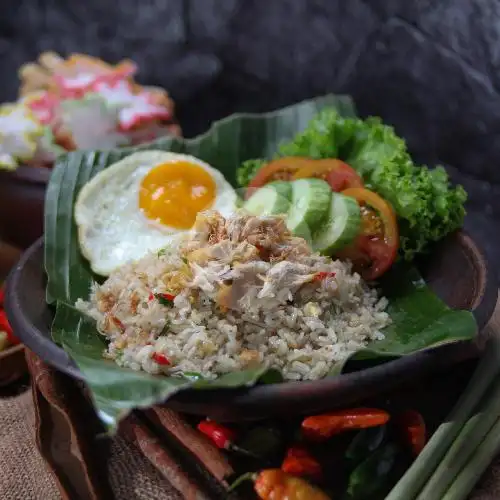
(312, 192, 361, 255)
(286, 178, 331, 242)
(242, 181, 292, 216)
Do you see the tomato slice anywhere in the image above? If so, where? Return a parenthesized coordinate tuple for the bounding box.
(339, 188, 399, 280)
(246, 158, 364, 198)
(292, 159, 364, 191)
(246, 157, 312, 198)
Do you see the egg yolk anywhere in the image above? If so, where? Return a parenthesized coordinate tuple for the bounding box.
(139, 161, 216, 229)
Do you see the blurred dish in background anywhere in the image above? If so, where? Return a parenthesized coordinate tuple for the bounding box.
(0, 51, 181, 172)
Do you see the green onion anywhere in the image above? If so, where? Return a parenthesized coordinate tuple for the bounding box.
(416, 371, 500, 500)
(442, 416, 500, 500)
(386, 336, 500, 500)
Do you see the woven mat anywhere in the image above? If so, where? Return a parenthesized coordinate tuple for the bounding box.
(0, 352, 499, 499)
(0, 386, 183, 500)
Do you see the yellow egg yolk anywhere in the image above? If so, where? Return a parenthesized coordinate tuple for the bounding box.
(139, 161, 216, 229)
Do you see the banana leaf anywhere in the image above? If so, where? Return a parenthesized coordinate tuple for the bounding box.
(44, 94, 477, 430)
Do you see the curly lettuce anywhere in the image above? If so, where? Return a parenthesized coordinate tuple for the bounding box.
(236, 108, 467, 261)
(236, 158, 266, 187)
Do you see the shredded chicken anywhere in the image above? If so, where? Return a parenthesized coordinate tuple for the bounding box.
(175, 212, 320, 312)
(96, 291, 116, 313)
(258, 261, 316, 299)
(182, 211, 310, 264)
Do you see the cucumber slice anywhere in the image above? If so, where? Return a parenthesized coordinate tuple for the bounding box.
(242, 181, 292, 216)
(312, 192, 361, 255)
(286, 179, 331, 242)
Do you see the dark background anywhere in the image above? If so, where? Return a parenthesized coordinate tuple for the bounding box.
(1, 0, 499, 269)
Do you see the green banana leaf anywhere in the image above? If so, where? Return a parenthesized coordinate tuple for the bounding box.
(44, 94, 477, 430)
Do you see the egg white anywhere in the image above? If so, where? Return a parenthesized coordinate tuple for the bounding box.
(74, 151, 237, 276)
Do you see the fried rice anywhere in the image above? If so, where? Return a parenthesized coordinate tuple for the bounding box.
(76, 211, 390, 381)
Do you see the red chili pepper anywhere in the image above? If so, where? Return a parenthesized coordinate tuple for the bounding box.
(0, 310, 19, 346)
(302, 408, 390, 441)
(148, 291, 154, 301)
(151, 352, 171, 366)
(197, 420, 237, 450)
(281, 446, 322, 481)
(313, 271, 336, 282)
(397, 410, 426, 457)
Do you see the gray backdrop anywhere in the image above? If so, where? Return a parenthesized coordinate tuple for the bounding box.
(1, 0, 498, 269)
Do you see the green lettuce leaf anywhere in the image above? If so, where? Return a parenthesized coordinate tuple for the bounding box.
(236, 158, 266, 187)
(45, 95, 476, 430)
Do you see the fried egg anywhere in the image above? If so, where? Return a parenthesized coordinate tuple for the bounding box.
(75, 151, 237, 275)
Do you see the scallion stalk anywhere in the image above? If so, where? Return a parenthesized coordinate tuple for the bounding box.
(386, 336, 500, 500)
(417, 372, 500, 500)
(442, 415, 500, 500)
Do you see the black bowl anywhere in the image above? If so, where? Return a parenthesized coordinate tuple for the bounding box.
(5, 232, 497, 421)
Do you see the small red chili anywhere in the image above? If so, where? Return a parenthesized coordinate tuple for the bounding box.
(302, 408, 390, 441)
(0, 310, 19, 346)
(313, 271, 336, 282)
(281, 446, 322, 481)
(396, 409, 426, 457)
(151, 352, 171, 366)
(148, 292, 154, 301)
(197, 420, 237, 450)
(161, 293, 176, 301)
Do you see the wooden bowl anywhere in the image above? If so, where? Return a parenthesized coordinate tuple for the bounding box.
(4, 232, 498, 421)
(0, 166, 50, 250)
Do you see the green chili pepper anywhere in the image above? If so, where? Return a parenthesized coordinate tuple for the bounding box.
(347, 442, 400, 499)
(345, 425, 387, 465)
(237, 425, 284, 460)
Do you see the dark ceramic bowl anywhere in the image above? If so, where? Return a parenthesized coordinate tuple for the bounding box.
(0, 166, 50, 249)
(5, 232, 497, 421)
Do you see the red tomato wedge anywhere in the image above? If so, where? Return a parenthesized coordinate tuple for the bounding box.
(245, 157, 312, 198)
(338, 188, 399, 280)
(292, 159, 364, 191)
(246, 157, 364, 198)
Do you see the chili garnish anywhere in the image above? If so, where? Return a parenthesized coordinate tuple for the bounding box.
(302, 408, 390, 441)
(313, 271, 336, 282)
(151, 352, 171, 366)
(0, 310, 19, 346)
(229, 469, 329, 500)
(197, 420, 237, 450)
(155, 292, 176, 306)
(396, 409, 426, 457)
(111, 315, 125, 332)
(281, 446, 322, 481)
